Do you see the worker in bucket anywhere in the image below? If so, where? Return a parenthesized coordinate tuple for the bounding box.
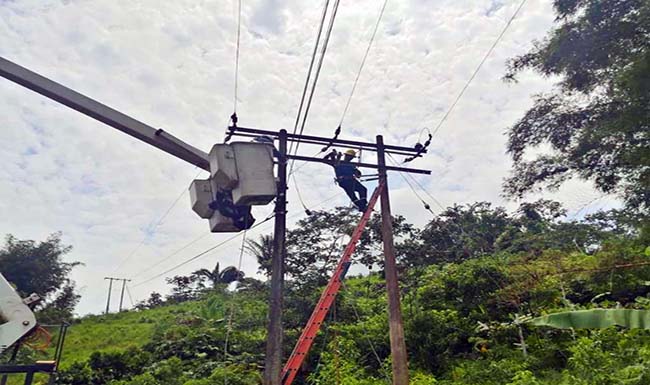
(325, 149, 368, 212)
(209, 189, 255, 231)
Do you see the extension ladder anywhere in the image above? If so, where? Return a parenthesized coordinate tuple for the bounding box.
(281, 182, 384, 385)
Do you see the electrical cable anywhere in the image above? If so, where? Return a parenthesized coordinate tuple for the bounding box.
(125, 284, 135, 308)
(132, 215, 272, 288)
(338, 0, 389, 128)
(422, 0, 528, 140)
(223, 224, 248, 385)
(113, 169, 203, 274)
(233, 0, 242, 113)
(128, 230, 212, 280)
(288, 0, 332, 158)
(132, 192, 343, 288)
(289, 0, 342, 176)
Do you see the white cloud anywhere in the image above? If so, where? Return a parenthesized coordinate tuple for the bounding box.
(0, 0, 615, 315)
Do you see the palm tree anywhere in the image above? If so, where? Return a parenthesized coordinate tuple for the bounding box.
(245, 235, 274, 277)
(192, 262, 244, 288)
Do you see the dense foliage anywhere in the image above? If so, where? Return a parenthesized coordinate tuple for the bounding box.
(504, 0, 650, 213)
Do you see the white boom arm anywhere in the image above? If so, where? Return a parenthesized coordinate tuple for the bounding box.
(0, 273, 36, 354)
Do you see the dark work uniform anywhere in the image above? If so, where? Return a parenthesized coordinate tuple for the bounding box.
(334, 162, 368, 212)
(209, 189, 255, 231)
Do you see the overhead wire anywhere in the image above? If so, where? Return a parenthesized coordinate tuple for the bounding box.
(233, 0, 242, 114)
(422, 0, 528, 140)
(128, 230, 213, 280)
(223, 225, 248, 385)
(131, 215, 273, 288)
(131, 192, 344, 289)
(289, 0, 342, 176)
(338, 0, 389, 128)
(288, 0, 332, 158)
(113, 169, 204, 274)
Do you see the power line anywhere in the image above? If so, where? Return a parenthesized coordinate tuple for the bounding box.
(289, 0, 342, 175)
(113, 169, 203, 274)
(289, 0, 332, 158)
(128, 230, 212, 280)
(424, 0, 528, 139)
(338, 0, 389, 128)
(132, 192, 343, 289)
(233, 0, 242, 113)
(131, 218, 271, 288)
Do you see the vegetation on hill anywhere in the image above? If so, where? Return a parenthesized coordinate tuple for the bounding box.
(3, 199, 645, 385)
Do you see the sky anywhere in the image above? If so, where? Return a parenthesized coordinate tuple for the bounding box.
(0, 0, 620, 315)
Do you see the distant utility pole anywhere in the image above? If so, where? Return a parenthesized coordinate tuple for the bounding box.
(104, 277, 131, 314)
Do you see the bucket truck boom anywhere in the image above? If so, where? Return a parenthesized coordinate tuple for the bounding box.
(0, 274, 37, 354)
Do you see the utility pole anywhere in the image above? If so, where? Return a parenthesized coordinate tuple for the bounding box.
(376, 135, 409, 385)
(264, 129, 288, 385)
(104, 277, 131, 314)
(118, 278, 132, 312)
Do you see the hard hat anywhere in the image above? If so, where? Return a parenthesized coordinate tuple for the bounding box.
(344, 149, 357, 157)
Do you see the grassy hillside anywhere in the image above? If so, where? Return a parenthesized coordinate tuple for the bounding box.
(59, 301, 197, 367)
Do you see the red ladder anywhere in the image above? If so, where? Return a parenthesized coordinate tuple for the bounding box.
(281, 183, 384, 385)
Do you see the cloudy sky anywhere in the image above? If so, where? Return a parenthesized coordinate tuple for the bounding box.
(0, 0, 618, 315)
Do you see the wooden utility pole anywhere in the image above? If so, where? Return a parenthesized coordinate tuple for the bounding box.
(104, 277, 115, 315)
(376, 135, 409, 385)
(264, 129, 288, 385)
(104, 277, 130, 314)
(118, 278, 131, 312)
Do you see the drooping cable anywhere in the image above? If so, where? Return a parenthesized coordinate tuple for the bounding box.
(423, 0, 528, 140)
(113, 169, 203, 274)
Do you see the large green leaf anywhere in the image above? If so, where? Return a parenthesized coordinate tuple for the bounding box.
(530, 309, 650, 329)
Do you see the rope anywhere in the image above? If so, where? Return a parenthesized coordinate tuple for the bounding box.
(338, 0, 389, 128)
(422, 0, 528, 140)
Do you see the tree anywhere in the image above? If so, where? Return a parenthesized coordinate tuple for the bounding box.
(0, 232, 81, 321)
(503, 0, 650, 213)
(192, 262, 244, 288)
